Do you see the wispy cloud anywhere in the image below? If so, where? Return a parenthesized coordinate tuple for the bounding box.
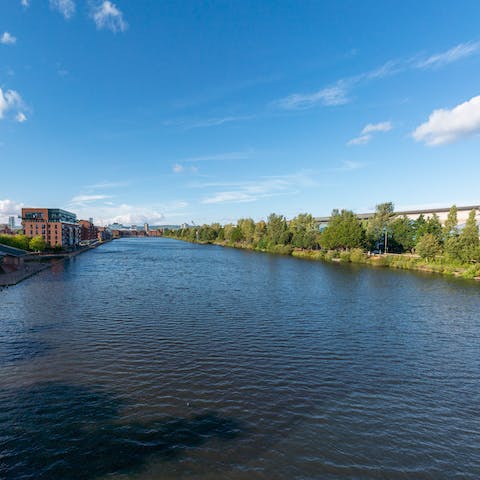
(15, 112, 27, 123)
(164, 115, 254, 130)
(276, 40, 480, 111)
(85, 180, 129, 189)
(274, 84, 349, 110)
(91, 1, 128, 33)
(182, 150, 254, 163)
(0, 88, 25, 121)
(200, 171, 316, 204)
(413, 95, 480, 146)
(1, 32, 17, 45)
(172, 163, 198, 174)
(335, 160, 366, 171)
(70, 194, 113, 204)
(361, 121, 392, 134)
(21, 0, 30, 7)
(416, 41, 480, 69)
(50, 0, 76, 19)
(348, 121, 392, 146)
(347, 134, 371, 146)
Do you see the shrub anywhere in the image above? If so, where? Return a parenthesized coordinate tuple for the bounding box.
(350, 248, 365, 263)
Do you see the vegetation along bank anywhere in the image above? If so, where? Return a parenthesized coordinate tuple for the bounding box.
(164, 203, 480, 280)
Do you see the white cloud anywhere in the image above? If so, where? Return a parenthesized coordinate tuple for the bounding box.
(413, 95, 480, 146)
(71, 194, 113, 203)
(21, 0, 30, 7)
(15, 112, 27, 123)
(275, 40, 480, 111)
(275, 84, 349, 110)
(361, 121, 392, 134)
(0, 199, 23, 223)
(172, 163, 198, 174)
(91, 1, 128, 33)
(1, 32, 17, 45)
(417, 41, 480, 69)
(348, 121, 392, 146)
(0, 88, 24, 120)
(50, 0, 76, 19)
(74, 201, 189, 225)
(347, 134, 371, 146)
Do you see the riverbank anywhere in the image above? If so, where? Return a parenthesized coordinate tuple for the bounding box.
(167, 237, 480, 281)
(0, 240, 112, 287)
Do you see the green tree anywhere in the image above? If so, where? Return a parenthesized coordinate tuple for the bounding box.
(460, 210, 479, 261)
(320, 209, 365, 250)
(230, 226, 243, 243)
(443, 205, 458, 239)
(198, 225, 217, 242)
(367, 202, 394, 251)
(445, 210, 480, 262)
(254, 220, 267, 248)
(266, 213, 290, 246)
(237, 218, 255, 244)
(389, 216, 415, 253)
(0, 234, 30, 250)
(289, 213, 319, 249)
(29, 235, 47, 252)
(423, 214, 443, 243)
(223, 224, 236, 243)
(415, 233, 442, 260)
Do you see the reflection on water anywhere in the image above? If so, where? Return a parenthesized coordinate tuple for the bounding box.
(0, 383, 241, 479)
(1, 238, 479, 479)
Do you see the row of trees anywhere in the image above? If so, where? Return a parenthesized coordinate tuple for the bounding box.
(165, 203, 480, 263)
(0, 234, 47, 252)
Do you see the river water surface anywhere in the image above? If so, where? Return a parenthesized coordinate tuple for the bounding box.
(1, 238, 479, 479)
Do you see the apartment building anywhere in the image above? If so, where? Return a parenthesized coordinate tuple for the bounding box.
(79, 219, 98, 242)
(22, 208, 80, 248)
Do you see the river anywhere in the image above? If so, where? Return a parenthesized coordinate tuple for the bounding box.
(1, 238, 479, 479)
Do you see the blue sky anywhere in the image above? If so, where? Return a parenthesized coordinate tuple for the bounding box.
(1, 0, 480, 226)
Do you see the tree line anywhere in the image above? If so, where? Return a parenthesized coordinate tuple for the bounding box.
(164, 203, 480, 263)
(0, 234, 49, 252)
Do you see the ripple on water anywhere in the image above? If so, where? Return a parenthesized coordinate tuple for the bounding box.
(0, 238, 479, 479)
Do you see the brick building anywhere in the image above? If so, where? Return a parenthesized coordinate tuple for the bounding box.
(21, 208, 80, 248)
(79, 219, 98, 242)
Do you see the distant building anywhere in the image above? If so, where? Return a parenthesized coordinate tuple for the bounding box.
(144, 223, 149, 233)
(79, 219, 98, 241)
(315, 205, 480, 229)
(22, 208, 80, 248)
(96, 226, 112, 242)
(8, 216, 15, 230)
(0, 224, 13, 235)
(108, 222, 128, 230)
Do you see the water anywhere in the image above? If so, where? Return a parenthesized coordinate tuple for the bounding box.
(1, 238, 479, 479)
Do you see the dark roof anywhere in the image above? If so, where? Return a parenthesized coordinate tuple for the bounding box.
(0, 243, 28, 257)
